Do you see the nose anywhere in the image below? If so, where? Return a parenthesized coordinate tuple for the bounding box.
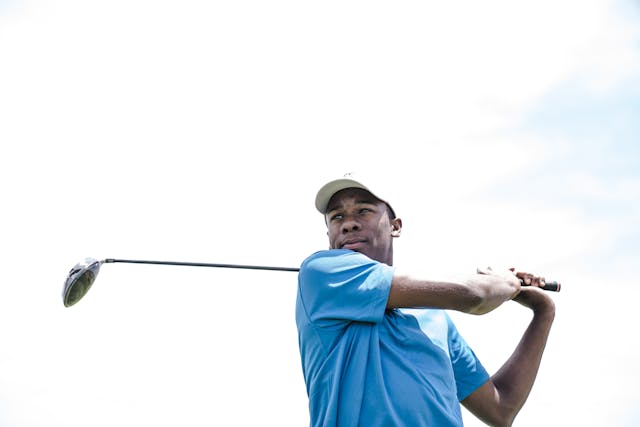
(341, 217, 360, 233)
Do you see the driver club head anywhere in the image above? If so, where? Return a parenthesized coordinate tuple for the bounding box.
(62, 258, 102, 307)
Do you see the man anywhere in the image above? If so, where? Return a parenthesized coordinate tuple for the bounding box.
(296, 174, 555, 427)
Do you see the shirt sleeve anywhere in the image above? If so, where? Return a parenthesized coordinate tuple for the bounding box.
(446, 313, 490, 400)
(298, 249, 394, 327)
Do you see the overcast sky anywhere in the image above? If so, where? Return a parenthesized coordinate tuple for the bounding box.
(1, 0, 639, 426)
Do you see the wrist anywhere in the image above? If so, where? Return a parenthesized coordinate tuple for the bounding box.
(532, 299, 556, 320)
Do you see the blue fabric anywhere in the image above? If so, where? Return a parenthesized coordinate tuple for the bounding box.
(296, 249, 489, 427)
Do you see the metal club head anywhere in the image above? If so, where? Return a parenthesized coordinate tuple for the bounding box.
(62, 258, 102, 307)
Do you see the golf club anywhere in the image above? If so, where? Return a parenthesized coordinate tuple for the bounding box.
(62, 257, 560, 307)
(62, 257, 300, 307)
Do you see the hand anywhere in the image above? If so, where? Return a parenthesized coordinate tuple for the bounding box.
(514, 271, 546, 288)
(477, 267, 555, 314)
(476, 266, 522, 288)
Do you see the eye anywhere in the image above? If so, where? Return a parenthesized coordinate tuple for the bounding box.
(359, 207, 372, 215)
(330, 213, 343, 222)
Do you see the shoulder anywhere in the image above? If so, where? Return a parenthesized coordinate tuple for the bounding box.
(300, 249, 379, 275)
(299, 249, 394, 292)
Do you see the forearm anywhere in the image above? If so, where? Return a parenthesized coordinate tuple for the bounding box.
(387, 272, 520, 314)
(490, 306, 555, 424)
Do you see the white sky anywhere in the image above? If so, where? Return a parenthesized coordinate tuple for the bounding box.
(1, 0, 639, 426)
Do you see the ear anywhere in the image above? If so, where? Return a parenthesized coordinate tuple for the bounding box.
(390, 217, 402, 238)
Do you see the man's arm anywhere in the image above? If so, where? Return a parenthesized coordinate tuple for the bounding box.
(461, 287, 556, 427)
(387, 268, 521, 315)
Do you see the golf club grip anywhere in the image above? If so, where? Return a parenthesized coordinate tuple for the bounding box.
(519, 279, 561, 292)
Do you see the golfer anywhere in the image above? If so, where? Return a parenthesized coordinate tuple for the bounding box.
(296, 174, 555, 427)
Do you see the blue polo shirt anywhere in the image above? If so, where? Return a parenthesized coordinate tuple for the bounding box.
(296, 249, 489, 427)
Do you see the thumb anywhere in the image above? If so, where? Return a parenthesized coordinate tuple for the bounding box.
(476, 266, 494, 275)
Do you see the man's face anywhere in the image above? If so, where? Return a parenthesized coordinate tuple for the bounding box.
(325, 188, 401, 265)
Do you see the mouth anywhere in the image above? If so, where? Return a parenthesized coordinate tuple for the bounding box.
(340, 239, 366, 250)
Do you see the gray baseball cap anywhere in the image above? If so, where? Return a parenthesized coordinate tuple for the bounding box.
(315, 173, 396, 217)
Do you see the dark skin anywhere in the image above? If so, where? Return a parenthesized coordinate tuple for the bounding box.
(325, 188, 555, 427)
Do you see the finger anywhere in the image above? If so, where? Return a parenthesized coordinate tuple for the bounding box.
(515, 272, 530, 284)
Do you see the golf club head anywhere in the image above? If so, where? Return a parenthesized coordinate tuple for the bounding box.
(62, 258, 102, 307)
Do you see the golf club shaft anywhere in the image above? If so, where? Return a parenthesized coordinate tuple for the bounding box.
(104, 258, 300, 272)
(104, 259, 560, 291)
